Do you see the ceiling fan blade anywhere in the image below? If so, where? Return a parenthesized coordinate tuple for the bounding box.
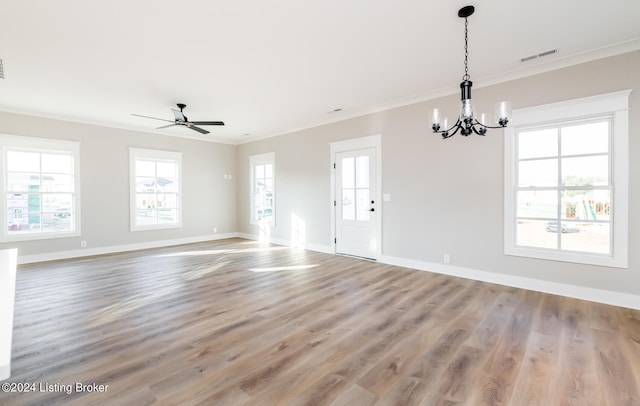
(190, 121, 225, 126)
(131, 113, 174, 123)
(171, 109, 186, 122)
(187, 125, 210, 134)
(156, 124, 176, 129)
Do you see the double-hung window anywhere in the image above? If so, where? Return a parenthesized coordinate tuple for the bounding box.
(1, 135, 80, 241)
(129, 148, 182, 231)
(504, 90, 630, 267)
(249, 152, 275, 225)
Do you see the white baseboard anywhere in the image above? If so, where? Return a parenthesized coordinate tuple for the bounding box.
(17, 233, 239, 265)
(380, 255, 640, 311)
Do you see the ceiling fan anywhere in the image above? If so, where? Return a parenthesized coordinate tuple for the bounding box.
(132, 103, 224, 134)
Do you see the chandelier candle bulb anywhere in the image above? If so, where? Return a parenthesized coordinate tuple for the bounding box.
(497, 101, 512, 126)
(431, 108, 441, 130)
(479, 113, 488, 125)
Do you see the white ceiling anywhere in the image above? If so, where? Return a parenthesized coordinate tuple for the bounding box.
(1, 1, 639, 144)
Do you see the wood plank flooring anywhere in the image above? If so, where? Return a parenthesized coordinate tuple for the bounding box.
(1, 238, 639, 405)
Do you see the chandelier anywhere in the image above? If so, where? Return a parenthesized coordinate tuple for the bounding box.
(431, 5, 511, 139)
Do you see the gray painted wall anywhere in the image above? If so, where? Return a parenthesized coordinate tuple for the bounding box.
(237, 50, 640, 297)
(0, 112, 237, 257)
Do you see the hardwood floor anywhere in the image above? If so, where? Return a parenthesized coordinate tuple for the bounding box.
(1, 238, 639, 405)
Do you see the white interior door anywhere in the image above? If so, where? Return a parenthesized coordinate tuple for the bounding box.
(335, 148, 377, 259)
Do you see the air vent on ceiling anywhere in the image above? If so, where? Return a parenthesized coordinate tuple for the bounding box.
(0, 59, 4, 79)
(520, 49, 558, 63)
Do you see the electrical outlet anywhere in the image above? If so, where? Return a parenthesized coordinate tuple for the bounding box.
(213, 227, 218, 233)
(80, 240, 87, 248)
(444, 254, 451, 264)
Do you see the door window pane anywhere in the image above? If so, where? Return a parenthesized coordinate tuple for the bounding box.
(355, 156, 369, 188)
(341, 157, 354, 189)
(342, 188, 355, 220)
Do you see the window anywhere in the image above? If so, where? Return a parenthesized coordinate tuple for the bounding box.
(249, 152, 275, 225)
(504, 90, 630, 268)
(129, 148, 182, 231)
(0, 135, 80, 241)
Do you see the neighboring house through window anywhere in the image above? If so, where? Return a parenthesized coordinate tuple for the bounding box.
(504, 90, 630, 268)
(249, 152, 275, 225)
(129, 148, 182, 231)
(0, 134, 80, 241)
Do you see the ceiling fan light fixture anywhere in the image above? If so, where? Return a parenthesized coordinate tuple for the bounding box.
(430, 5, 511, 139)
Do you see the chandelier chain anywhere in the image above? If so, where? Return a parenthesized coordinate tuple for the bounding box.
(463, 18, 470, 81)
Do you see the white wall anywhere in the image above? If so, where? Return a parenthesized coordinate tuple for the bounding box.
(0, 113, 237, 260)
(236, 50, 640, 305)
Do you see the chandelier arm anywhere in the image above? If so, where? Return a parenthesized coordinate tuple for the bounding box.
(473, 120, 509, 130)
(441, 118, 463, 135)
(432, 117, 463, 135)
(470, 124, 487, 136)
(444, 121, 464, 138)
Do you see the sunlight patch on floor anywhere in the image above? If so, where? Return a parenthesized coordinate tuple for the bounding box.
(183, 260, 231, 280)
(90, 284, 180, 326)
(154, 245, 289, 258)
(248, 264, 319, 273)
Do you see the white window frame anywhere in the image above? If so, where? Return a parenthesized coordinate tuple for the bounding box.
(129, 148, 182, 232)
(249, 152, 275, 226)
(504, 90, 630, 268)
(0, 134, 81, 242)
